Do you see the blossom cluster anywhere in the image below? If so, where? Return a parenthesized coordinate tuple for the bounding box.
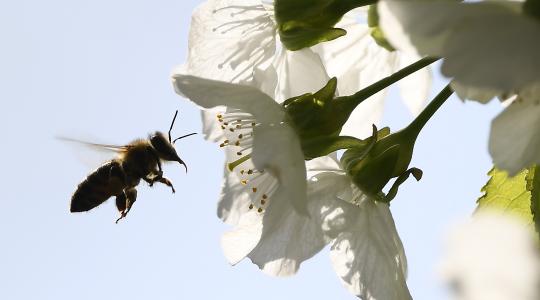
(171, 0, 540, 299)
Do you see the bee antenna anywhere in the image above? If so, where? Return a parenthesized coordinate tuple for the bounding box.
(168, 110, 179, 143)
(173, 133, 197, 144)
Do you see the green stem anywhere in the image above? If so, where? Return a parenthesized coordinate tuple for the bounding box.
(404, 84, 454, 137)
(332, 0, 378, 15)
(337, 57, 439, 114)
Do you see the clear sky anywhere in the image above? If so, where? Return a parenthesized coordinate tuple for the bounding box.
(0, 1, 502, 299)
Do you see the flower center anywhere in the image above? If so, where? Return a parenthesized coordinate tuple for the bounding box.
(217, 109, 278, 213)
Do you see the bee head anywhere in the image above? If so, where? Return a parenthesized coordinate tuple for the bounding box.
(150, 132, 188, 171)
(150, 111, 197, 172)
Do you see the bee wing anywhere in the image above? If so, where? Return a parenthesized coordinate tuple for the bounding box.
(57, 136, 130, 168)
(57, 137, 130, 153)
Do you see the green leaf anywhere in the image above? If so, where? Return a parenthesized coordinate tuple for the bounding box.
(476, 166, 540, 229)
(528, 166, 540, 234)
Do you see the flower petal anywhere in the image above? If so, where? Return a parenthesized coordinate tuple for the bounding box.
(489, 94, 540, 175)
(172, 74, 284, 124)
(217, 163, 254, 225)
(397, 52, 431, 116)
(440, 212, 540, 300)
(242, 171, 353, 276)
(221, 210, 263, 265)
(330, 200, 411, 300)
(251, 123, 307, 213)
(379, 1, 540, 92)
(272, 46, 330, 102)
(186, 0, 275, 84)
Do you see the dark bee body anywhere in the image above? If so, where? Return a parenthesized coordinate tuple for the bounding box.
(68, 111, 195, 223)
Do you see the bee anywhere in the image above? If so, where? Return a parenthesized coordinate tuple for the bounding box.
(66, 111, 196, 223)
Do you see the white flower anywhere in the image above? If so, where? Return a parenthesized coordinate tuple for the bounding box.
(187, 0, 431, 139)
(378, 0, 540, 174)
(440, 212, 540, 300)
(221, 155, 412, 299)
(172, 73, 308, 223)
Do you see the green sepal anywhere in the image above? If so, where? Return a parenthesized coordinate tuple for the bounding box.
(284, 77, 345, 139)
(275, 0, 376, 50)
(383, 167, 422, 203)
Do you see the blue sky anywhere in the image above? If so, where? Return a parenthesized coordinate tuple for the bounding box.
(0, 1, 502, 299)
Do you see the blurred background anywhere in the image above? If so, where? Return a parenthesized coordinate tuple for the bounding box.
(0, 1, 501, 299)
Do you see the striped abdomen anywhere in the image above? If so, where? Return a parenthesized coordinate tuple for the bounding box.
(70, 161, 127, 213)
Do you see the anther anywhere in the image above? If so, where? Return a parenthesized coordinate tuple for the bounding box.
(238, 134, 243, 139)
(262, 194, 268, 199)
(237, 151, 242, 156)
(241, 180, 248, 185)
(252, 187, 257, 193)
(260, 199, 266, 205)
(229, 128, 235, 132)
(235, 141, 240, 146)
(249, 204, 254, 210)
(257, 207, 263, 213)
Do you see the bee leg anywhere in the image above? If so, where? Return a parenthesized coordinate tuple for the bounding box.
(155, 177, 175, 193)
(146, 173, 175, 193)
(115, 188, 138, 223)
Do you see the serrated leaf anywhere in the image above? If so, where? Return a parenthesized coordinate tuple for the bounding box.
(476, 166, 540, 229)
(528, 166, 540, 234)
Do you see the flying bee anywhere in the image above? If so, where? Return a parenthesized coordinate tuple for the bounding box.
(65, 111, 196, 223)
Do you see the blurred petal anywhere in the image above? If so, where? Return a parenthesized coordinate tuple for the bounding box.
(489, 93, 540, 175)
(440, 212, 540, 300)
(379, 1, 540, 92)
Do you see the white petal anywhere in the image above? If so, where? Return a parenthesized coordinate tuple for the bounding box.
(397, 53, 431, 116)
(272, 46, 330, 102)
(251, 123, 307, 213)
(489, 96, 540, 175)
(379, 1, 540, 92)
(246, 170, 353, 276)
(221, 210, 263, 265)
(172, 74, 284, 124)
(450, 81, 500, 104)
(314, 17, 398, 138)
(330, 200, 411, 300)
(201, 108, 226, 142)
(217, 164, 253, 225)
(440, 212, 540, 300)
(186, 0, 275, 84)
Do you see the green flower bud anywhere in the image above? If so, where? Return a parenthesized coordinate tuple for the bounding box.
(275, 0, 376, 50)
(341, 85, 453, 202)
(281, 57, 439, 160)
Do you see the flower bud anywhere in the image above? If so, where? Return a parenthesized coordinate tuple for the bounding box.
(340, 125, 421, 201)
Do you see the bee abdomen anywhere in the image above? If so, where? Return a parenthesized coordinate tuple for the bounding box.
(71, 161, 126, 213)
